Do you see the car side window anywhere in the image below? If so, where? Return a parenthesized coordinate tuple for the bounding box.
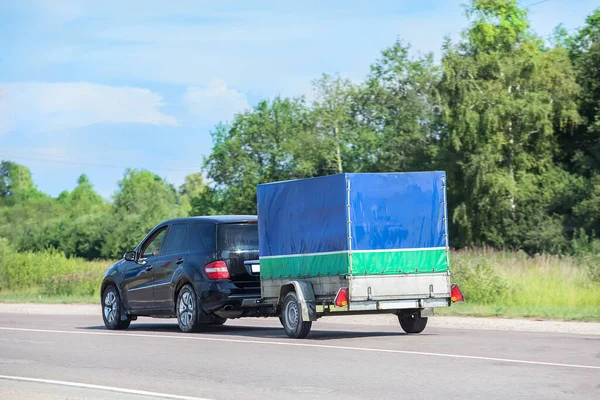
(163, 223, 188, 254)
(185, 223, 216, 252)
(141, 227, 167, 258)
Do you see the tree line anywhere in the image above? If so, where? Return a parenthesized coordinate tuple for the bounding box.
(2, 0, 600, 259)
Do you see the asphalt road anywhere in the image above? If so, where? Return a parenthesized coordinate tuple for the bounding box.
(0, 311, 599, 400)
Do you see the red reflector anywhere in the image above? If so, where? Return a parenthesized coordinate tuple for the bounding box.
(334, 288, 348, 307)
(204, 261, 230, 280)
(450, 284, 464, 302)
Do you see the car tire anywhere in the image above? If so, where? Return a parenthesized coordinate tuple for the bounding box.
(281, 292, 312, 339)
(102, 285, 131, 330)
(176, 284, 203, 333)
(398, 311, 428, 334)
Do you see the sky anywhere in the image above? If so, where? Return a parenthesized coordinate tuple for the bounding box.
(0, 0, 598, 200)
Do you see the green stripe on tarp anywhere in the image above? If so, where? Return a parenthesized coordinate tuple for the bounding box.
(260, 252, 349, 279)
(260, 248, 447, 279)
(351, 248, 447, 275)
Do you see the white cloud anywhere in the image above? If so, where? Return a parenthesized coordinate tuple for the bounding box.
(0, 82, 178, 135)
(183, 79, 250, 123)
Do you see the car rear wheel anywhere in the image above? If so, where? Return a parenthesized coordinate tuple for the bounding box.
(176, 284, 203, 333)
(102, 285, 130, 330)
(281, 292, 312, 339)
(398, 311, 428, 334)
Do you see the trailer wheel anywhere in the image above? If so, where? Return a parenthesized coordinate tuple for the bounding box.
(398, 311, 428, 334)
(281, 292, 312, 339)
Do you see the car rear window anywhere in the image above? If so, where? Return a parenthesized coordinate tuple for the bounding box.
(186, 222, 216, 252)
(217, 223, 258, 251)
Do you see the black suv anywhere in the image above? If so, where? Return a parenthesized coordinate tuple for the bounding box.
(100, 216, 260, 332)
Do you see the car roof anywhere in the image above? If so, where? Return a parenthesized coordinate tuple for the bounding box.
(161, 215, 257, 225)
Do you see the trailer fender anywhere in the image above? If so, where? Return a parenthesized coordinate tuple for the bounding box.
(279, 281, 317, 322)
(420, 307, 434, 317)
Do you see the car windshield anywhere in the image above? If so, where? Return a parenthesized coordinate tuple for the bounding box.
(217, 223, 258, 251)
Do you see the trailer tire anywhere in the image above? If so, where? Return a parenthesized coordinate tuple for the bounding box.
(281, 292, 312, 339)
(398, 311, 428, 334)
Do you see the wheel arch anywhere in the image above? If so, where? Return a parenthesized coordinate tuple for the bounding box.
(279, 283, 296, 305)
(173, 276, 195, 306)
(100, 278, 120, 301)
(278, 280, 317, 322)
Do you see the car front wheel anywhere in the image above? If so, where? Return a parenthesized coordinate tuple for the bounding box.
(102, 285, 130, 330)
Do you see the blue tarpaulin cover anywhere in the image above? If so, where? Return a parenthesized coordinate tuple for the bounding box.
(348, 172, 446, 251)
(257, 174, 348, 257)
(257, 171, 447, 258)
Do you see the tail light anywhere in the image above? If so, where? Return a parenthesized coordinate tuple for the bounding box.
(451, 284, 464, 302)
(334, 288, 349, 307)
(205, 261, 230, 280)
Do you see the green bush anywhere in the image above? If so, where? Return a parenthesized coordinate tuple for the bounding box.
(0, 239, 110, 298)
(450, 250, 510, 304)
(447, 249, 600, 320)
(572, 231, 600, 283)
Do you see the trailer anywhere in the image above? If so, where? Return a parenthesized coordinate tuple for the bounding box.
(251, 171, 463, 338)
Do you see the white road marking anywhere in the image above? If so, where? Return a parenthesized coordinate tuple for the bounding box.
(1, 326, 599, 371)
(0, 374, 214, 400)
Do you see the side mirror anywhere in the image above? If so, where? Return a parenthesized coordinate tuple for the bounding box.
(123, 251, 136, 262)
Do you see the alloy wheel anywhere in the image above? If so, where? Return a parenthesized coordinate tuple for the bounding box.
(178, 291, 194, 328)
(103, 291, 117, 324)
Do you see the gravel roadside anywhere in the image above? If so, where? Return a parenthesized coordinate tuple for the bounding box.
(1, 303, 598, 336)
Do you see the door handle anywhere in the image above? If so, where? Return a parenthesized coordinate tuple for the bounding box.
(176, 258, 185, 265)
(145, 265, 153, 271)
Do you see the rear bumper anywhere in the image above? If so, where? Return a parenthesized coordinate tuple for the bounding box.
(194, 280, 261, 318)
(315, 297, 451, 317)
(349, 273, 451, 302)
(347, 297, 450, 312)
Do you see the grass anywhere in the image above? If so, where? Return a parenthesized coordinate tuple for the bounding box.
(437, 303, 600, 321)
(440, 249, 600, 321)
(0, 238, 111, 302)
(0, 289, 97, 304)
(1, 239, 599, 321)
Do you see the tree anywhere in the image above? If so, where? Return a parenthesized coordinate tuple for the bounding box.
(0, 162, 65, 254)
(180, 173, 208, 199)
(59, 174, 105, 214)
(353, 40, 441, 173)
(566, 8, 600, 174)
(309, 73, 358, 174)
(101, 169, 189, 258)
(204, 97, 312, 214)
(48, 175, 109, 258)
(565, 9, 600, 237)
(439, 0, 579, 250)
(112, 169, 187, 217)
(179, 173, 219, 216)
(0, 161, 46, 204)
